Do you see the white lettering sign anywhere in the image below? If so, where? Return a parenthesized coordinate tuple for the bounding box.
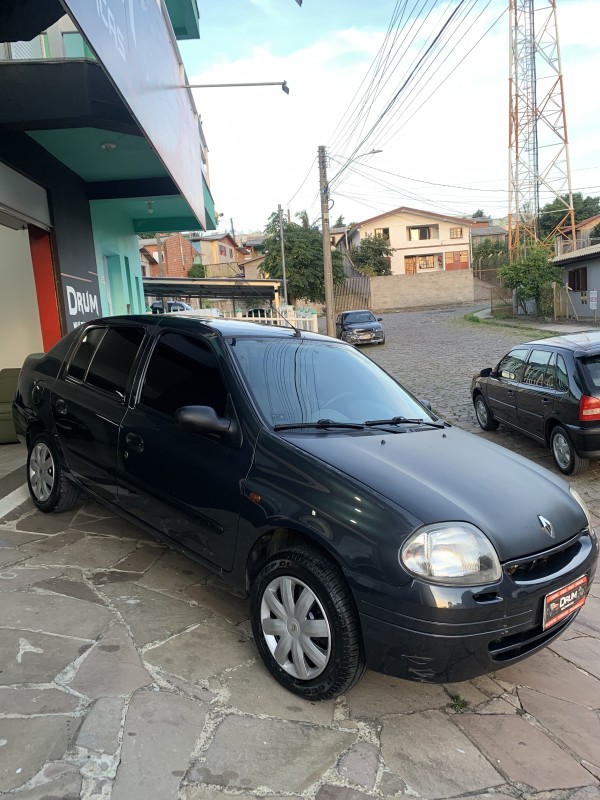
(66, 285, 100, 317)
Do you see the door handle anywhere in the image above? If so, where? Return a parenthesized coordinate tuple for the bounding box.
(54, 398, 67, 416)
(542, 398, 552, 404)
(125, 432, 144, 453)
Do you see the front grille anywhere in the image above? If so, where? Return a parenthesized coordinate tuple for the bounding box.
(504, 531, 586, 582)
(488, 613, 575, 663)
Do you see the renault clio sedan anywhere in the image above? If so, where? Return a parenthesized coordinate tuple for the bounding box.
(13, 317, 597, 700)
(336, 309, 385, 345)
(472, 332, 600, 475)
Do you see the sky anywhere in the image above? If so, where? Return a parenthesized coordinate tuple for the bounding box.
(178, 0, 600, 234)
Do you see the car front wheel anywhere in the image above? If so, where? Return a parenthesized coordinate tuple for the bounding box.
(550, 426, 589, 476)
(27, 433, 80, 513)
(250, 546, 366, 700)
(474, 393, 499, 431)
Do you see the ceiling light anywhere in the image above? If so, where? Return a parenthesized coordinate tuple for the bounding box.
(101, 142, 117, 151)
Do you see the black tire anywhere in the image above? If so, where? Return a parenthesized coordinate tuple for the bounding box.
(550, 425, 589, 476)
(250, 546, 366, 700)
(27, 433, 81, 513)
(473, 392, 499, 431)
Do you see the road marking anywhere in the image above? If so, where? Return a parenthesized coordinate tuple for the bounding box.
(0, 484, 30, 519)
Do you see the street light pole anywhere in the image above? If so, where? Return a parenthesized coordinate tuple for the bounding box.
(318, 146, 336, 338)
(278, 204, 288, 306)
(184, 81, 289, 94)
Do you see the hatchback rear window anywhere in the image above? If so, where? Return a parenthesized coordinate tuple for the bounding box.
(580, 355, 600, 391)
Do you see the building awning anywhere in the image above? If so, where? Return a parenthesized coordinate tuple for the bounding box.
(143, 277, 282, 303)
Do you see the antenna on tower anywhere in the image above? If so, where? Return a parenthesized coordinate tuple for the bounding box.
(507, 0, 576, 259)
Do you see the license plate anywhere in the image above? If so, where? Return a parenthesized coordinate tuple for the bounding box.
(543, 575, 587, 630)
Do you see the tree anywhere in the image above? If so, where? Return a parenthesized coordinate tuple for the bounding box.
(187, 262, 206, 278)
(472, 209, 486, 218)
(333, 214, 345, 228)
(498, 243, 562, 316)
(590, 222, 600, 244)
(349, 233, 393, 276)
(538, 192, 600, 239)
(261, 210, 345, 303)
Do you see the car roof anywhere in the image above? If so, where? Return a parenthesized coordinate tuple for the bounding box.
(525, 330, 600, 356)
(89, 314, 334, 343)
(341, 309, 373, 314)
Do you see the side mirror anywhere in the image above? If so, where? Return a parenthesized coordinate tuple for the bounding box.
(175, 405, 231, 435)
(377, 317, 383, 321)
(479, 367, 493, 378)
(418, 398, 432, 410)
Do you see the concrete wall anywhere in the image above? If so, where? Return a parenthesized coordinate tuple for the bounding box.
(370, 270, 476, 312)
(0, 226, 43, 368)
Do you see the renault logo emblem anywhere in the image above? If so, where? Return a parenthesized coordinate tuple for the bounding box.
(538, 516, 555, 538)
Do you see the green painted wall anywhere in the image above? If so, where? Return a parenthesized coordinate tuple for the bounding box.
(89, 202, 145, 316)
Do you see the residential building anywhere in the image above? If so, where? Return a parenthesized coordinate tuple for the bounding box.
(470, 219, 508, 249)
(555, 214, 600, 255)
(193, 233, 248, 277)
(0, 0, 216, 369)
(339, 207, 473, 275)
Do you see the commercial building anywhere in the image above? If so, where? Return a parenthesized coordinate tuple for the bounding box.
(0, 0, 216, 369)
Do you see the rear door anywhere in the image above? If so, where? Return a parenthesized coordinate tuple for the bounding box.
(51, 323, 146, 502)
(516, 348, 555, 440)
(486, 347, 529, 424)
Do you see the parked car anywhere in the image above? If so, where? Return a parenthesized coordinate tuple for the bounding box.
(336, 310, 384, 345)
(14, 317, 597, 699)
(472, 331, 600, 475)
(150, 300, 192, 314)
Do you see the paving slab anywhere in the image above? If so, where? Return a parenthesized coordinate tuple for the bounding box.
(380, 709, 503, 798)
(113, 543, 164, 573)
(0, 547, 28, 567)
(316, 787, 371, 800)
(188, 715, 355, 793)
(223, 661, 335, 724)
(496, 648, 600, 707)
(0, 629, 91, 684)
(29, 575, 106, 605)
(1, 590, 113, 639)
(68, 624, 152, 699)
(519, 687, 600, 765)
(0, 716, 81, 791)
(3, 769, 82, 799)
(0, 687, 80, 715)
(16, 509, 80, 535)
(145, 621, 255, 683)
(136, 550, 208, 593)
(17, 530, 85, 556)
(0, 567, 63, 592)
(76, 696, 125, 754)
(98, 581, 205, 646)
(73, 514, 152, 541)
(0, 529, 45, 547)
(111, 689, 207, 800)
(23, 536, 138, 570)
(550, 636, 600, 681)
(346, 670, 448, 719)
(337, 741, 380, 789)
(183, 583, 250, 625)
(458, 713, 597, 790)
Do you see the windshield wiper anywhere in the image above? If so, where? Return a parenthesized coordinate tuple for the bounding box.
(364, 416, 446, 429)
(273, 419, 366, 431)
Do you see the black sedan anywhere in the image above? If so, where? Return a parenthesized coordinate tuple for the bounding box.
(14, 317, 598, 699)
(472, 332, 600, 475)
(336, 309, 385, 345)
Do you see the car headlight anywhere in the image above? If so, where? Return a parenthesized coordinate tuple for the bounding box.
(400, 522, 501, 586)
(570, 487, 594, 533)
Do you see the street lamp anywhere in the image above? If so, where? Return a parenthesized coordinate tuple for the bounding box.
(184, 81, 289, 94)
(319, 147, 383, 337)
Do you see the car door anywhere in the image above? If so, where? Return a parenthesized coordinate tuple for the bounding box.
(515, 348, 555, 440)
(486, 347, 529, 424)
(51, 323, 146, 502)
(335, 314, 343, 338)
(117, 329, 253, 570)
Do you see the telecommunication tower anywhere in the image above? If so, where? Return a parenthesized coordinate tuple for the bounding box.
(508, 0, 576, 257)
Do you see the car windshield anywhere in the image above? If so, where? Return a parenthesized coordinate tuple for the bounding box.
(344, 311, 376, 324)
(229, 337, 434, 428)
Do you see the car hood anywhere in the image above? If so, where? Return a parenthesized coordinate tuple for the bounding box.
(282, 425, 586, 562)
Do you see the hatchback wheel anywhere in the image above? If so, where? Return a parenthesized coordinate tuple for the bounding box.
(250, 546, 366, 700)
(27, 434, 80, 513)
(474, 393, 499, 431)
(550, 425, 589, 476)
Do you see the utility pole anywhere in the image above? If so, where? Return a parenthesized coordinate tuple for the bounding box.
(230, 217, 235, 241)
(278, 204, 288, 306)
(318, 145, 335, 337)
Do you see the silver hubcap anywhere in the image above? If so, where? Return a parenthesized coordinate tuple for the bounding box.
(29, 442, 55, 502)
(476, 397, 488, 426)
(553, 432, 571, 470)
(260, 576, 331, 680)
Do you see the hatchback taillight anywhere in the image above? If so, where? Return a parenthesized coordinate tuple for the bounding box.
(579, 395, 600, 421)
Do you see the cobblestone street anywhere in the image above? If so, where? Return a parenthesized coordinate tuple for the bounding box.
(0, 307, 599, 800)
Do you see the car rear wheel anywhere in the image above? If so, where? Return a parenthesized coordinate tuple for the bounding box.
(27, 434, 80, 513)
(474, 393, 499, 431)
(250, 546, 366, 700)
(550, 425, 589, 476)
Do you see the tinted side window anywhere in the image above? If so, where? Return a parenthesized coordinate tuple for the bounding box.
(556, 354, 570, 391)
(139, 333, 227, 417)
(522, 349, 552, 387)
(497, 348, 529, 381)
(66, 327, 107, 381)
(85, 327, 145, 398)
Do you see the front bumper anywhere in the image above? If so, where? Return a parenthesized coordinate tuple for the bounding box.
(342, 330, 384, 344)
(346, 528, 598, 683)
